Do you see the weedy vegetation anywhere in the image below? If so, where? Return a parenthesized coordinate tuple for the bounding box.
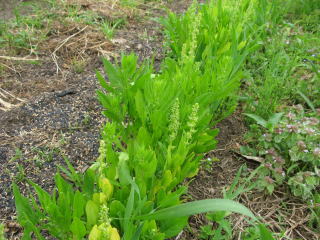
(4, 0, 319, 239)
(242, 0, 320, 236)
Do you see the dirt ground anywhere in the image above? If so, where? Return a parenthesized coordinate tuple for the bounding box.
(0, 0, 188, 238)
(0, 0, 318, 239)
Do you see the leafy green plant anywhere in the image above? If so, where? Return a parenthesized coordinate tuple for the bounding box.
(243, 106, 320, 199)
(12, 0, 278, 238)
(244, 112, 284, 132)
(13, 166, 97, 239)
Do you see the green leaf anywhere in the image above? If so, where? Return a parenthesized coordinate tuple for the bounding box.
(70, 217, 87, 239)
(217, 42, 231, 55)
(97, 90, 112, 110)
(86, 200, 99, 228)
(244, 113, 267, 128)
(83, 168, 95, 196)
(118, 152, 132, 186)
(110, 200, 126, 218)
(159, 216, 188, 238)
(102, 58, 121, 88)
(12, 184, 44, 240)
(13, 184, 39, 224)
(137, 199, 256, 221)
(131, 223, 144, 240)
(135, 90, 147, 124)
(29, 181, 54, 215)
(102, 110, 122, 123)
(297, 90, 316, 112)
(258, 224, 274, 240)
(96, 70, 115, 93)
(73, 191, 86, 219)
(123, 185, 135, 240)
(268, 112, 283, 127)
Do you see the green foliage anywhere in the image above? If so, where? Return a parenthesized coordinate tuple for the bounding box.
(198, 168, 274, 240)
(309, 193, 320, 232)
(0, 223, 5, 240)
(13, 158, 97, 239)
(243, 106, 320, 199)
(138, 199, 256, 221)
(244, 112, 284, 132)
(94, 0, 273, 237)
(0, 1, 52, 52)
(101, 19, 125, 39)
(244, 0, 320, 120)
(161, 0, 261, 61)
(243, 0, 320, 204)
(12, 0, 277, 239)
(199, 220, 274, 240)
(0, 0, 127, 53)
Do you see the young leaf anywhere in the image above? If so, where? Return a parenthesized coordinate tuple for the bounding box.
(86, 200, 99, 228)
(102, 58, 121, 88)
(134, 90, 147, 124)
(137, 199, 256, 221)
(12, 184, 44, 240)
(258, 224, 275, 240)
(73, 191, 86, 219)
(123, 185, 135, 240)
(268, 112, 283, 125)
(70, 217, 87, 239)
(297, 90, 316, 112)
(96, 70, 115, 93)
(244, 113, 267, 128)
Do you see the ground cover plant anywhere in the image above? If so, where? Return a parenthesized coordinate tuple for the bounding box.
(8, 0, 280, 239)
(241, 0, 320, 237)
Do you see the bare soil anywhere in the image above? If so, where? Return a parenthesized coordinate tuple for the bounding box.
(0, 0, 188, 238)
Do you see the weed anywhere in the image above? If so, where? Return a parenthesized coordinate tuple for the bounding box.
(309, 193, 320, 232)
(71, 57, 86, 74)
(243, 0, 320, 207)
(0, 0, 127, 57)
(9, 148, 23, 162)
(58, 133, 67, 146)
(81, 113, 92, 126)
(199, 166, 274, 239)
(201, 157, 219, 171)
(32, 146, 60, 168)
(243, 105, 320, 199)
(101, 19, 125, 39)
(14, 164, 26, 183)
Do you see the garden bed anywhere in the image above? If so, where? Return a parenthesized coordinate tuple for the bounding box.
(0, 0, 319, 239)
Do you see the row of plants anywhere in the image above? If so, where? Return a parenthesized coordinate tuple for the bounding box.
(10, 0, 281, 239)
(242, 0, 320, 234)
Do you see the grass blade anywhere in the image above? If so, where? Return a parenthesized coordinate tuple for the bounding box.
(137, 199, 256, 221)
(297, 90, 316, 112)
